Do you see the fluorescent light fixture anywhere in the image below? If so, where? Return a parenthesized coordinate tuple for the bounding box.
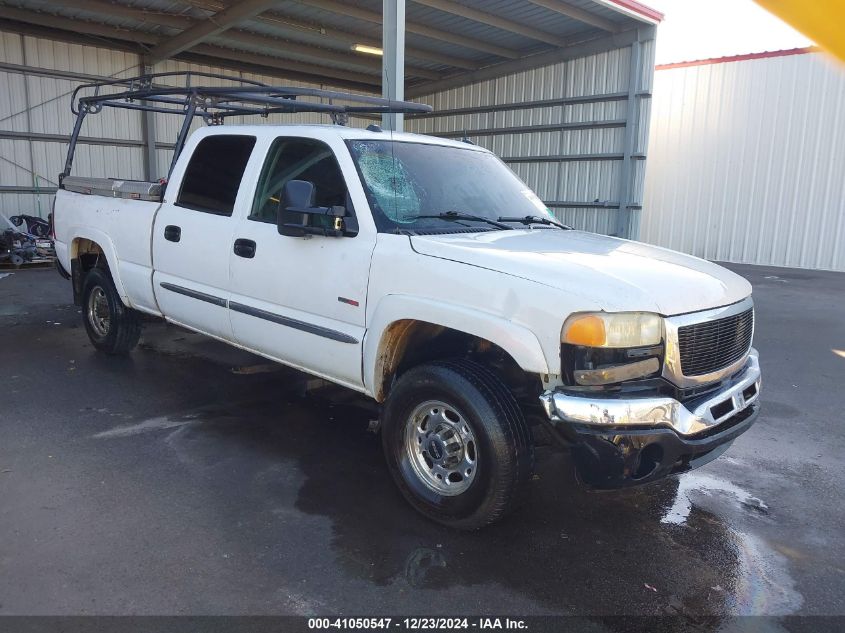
(352, 44, 383, 56)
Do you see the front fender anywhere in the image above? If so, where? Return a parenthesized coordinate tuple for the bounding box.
(364, 294, 550, 399)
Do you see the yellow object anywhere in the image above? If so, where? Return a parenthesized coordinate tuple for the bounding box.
(755, 0, 845, 61)
(563, 315, 606, 347)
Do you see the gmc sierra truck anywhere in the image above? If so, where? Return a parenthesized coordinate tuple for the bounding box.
(54, 73, 761, 529)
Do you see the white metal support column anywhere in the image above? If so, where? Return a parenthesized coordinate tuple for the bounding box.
(382, 0, 406, 131)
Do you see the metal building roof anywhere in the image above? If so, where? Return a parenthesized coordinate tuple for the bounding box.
(0, 0, 661, 92)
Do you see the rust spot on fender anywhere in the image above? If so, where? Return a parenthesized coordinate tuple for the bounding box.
(374, 320, 444, 402)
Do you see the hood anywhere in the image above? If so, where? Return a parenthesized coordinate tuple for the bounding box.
(411, 230, 752, 316)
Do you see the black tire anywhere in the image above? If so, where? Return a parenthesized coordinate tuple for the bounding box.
(81, 267, 141, 355)
(381, 359, 534, 530)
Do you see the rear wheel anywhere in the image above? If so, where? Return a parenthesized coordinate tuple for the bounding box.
(81, 267, 141, 355)
(381, 359, 534, 530)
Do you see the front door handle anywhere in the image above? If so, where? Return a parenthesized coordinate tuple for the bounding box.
(164, 225, 181, 242)
(233, 238, 257, 258)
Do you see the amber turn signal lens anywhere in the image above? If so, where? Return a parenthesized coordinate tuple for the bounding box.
(563, 315, 606, 347)
(562, 312, 663, 348)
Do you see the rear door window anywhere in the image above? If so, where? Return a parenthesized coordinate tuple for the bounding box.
(177, 135, 256, 215)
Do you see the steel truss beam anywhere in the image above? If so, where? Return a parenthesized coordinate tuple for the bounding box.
(58, 0, 448, 76)
(407, 28, 643, 97)
(146, 0, 281, 63)
(174, 0, 480, 70)
(0, 8, 382, 89)
(412, 0, 568, 47)
(526, 0, 620, 32)
(293, 0, 522, 59)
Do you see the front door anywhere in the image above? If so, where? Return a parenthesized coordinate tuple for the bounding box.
(227, 136, 375, 390)
(152, 133, 256, 340)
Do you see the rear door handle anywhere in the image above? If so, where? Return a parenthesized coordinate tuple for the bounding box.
(164, 225, 181, 242)
(233, 238, 256, 258)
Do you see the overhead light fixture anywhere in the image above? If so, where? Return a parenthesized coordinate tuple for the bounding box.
(351, 44, 383, 56)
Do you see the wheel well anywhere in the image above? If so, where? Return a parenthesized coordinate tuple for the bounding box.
(374, 320, 541, 403)
(70, 238, 109, 305)
(72, 238, 107, 270)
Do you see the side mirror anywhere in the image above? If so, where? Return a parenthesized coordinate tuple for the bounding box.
(283, 179, 315, 210)
(277, 180, 349, 238)
(278, 180, 314, 237)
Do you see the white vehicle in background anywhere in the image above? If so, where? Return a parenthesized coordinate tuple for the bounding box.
(54, 72, 761, 529)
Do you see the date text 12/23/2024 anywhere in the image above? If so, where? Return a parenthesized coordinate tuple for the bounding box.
(308, 618, 528, 630)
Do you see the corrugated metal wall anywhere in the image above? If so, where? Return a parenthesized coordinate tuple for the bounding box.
(406, 36, 656, 237)
(0, 31, 144, 218)
(0, 29, 346, 220)
(641, 51, 845, 272)
(1, 27, 657, 241)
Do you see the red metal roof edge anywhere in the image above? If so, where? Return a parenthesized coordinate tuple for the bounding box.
(656, 46, 821, 70)
(605, 0, 665, 23)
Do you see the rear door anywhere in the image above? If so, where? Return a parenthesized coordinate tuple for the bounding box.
(227, 135, 375, 389)
(152, 133, 256, 340)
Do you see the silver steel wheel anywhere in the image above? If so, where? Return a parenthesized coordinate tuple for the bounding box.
(87, 285, 110, 337)
(404, 400, 478, 496)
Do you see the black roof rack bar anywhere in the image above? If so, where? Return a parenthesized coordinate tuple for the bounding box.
(69, 70, 271, 114)
(62, 71, 432, 182)
(71, 72, 431, 116)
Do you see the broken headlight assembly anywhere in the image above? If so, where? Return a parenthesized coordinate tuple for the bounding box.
(560, 312, 664, 387)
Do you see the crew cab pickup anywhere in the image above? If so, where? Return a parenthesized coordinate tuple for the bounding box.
(54, 74, 761, 529)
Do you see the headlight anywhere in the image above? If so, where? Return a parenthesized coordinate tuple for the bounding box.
(561, 312, 664, 386)
(562, 312, 662, 348)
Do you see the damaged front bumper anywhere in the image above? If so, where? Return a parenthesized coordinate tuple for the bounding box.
(539, 350, 761, 488)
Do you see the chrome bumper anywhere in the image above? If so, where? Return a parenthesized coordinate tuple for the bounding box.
(540, 349, 761, 437)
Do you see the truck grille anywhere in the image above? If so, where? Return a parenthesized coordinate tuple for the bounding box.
(678, 308, 754, 376)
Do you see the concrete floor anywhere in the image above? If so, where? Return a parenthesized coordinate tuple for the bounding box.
(0, 264, 843, 617)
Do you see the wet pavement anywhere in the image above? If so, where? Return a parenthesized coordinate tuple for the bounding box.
(0, 265, 843, 618)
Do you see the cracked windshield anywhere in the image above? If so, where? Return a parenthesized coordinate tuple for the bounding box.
(347, 139, 555, 233)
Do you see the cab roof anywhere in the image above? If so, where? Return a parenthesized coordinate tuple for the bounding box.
(197, 123, 490, 152)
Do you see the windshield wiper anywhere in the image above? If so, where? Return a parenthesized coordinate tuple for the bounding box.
(497, 215, 571, 230)
(414, 211, 510, 230)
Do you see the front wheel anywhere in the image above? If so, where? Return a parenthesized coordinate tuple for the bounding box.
(381, 359, 534, 530)
(81, 267, 141, 355)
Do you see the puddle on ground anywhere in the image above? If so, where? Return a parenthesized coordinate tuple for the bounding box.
(662, 471, 802, 615)
(662, 472, 769, 525)
(0, 304, 28, 316)
(83, 386, 806, 617)
(93, 411, 205, 438)
(730, 531, 803, 616)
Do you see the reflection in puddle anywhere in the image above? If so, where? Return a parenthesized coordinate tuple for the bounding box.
(405, 547, 448, 588)
(93, 411, 203, 438)
(731, 531, 803, 615)
(663, 472, 802, 615)
(662, 472, 768, 525)
(100, 384, 806, 616)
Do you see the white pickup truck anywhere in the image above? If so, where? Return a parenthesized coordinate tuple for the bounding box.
(54, 73, 761, 529)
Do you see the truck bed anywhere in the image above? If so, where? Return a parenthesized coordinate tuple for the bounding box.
(54, 186, 162, 315)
